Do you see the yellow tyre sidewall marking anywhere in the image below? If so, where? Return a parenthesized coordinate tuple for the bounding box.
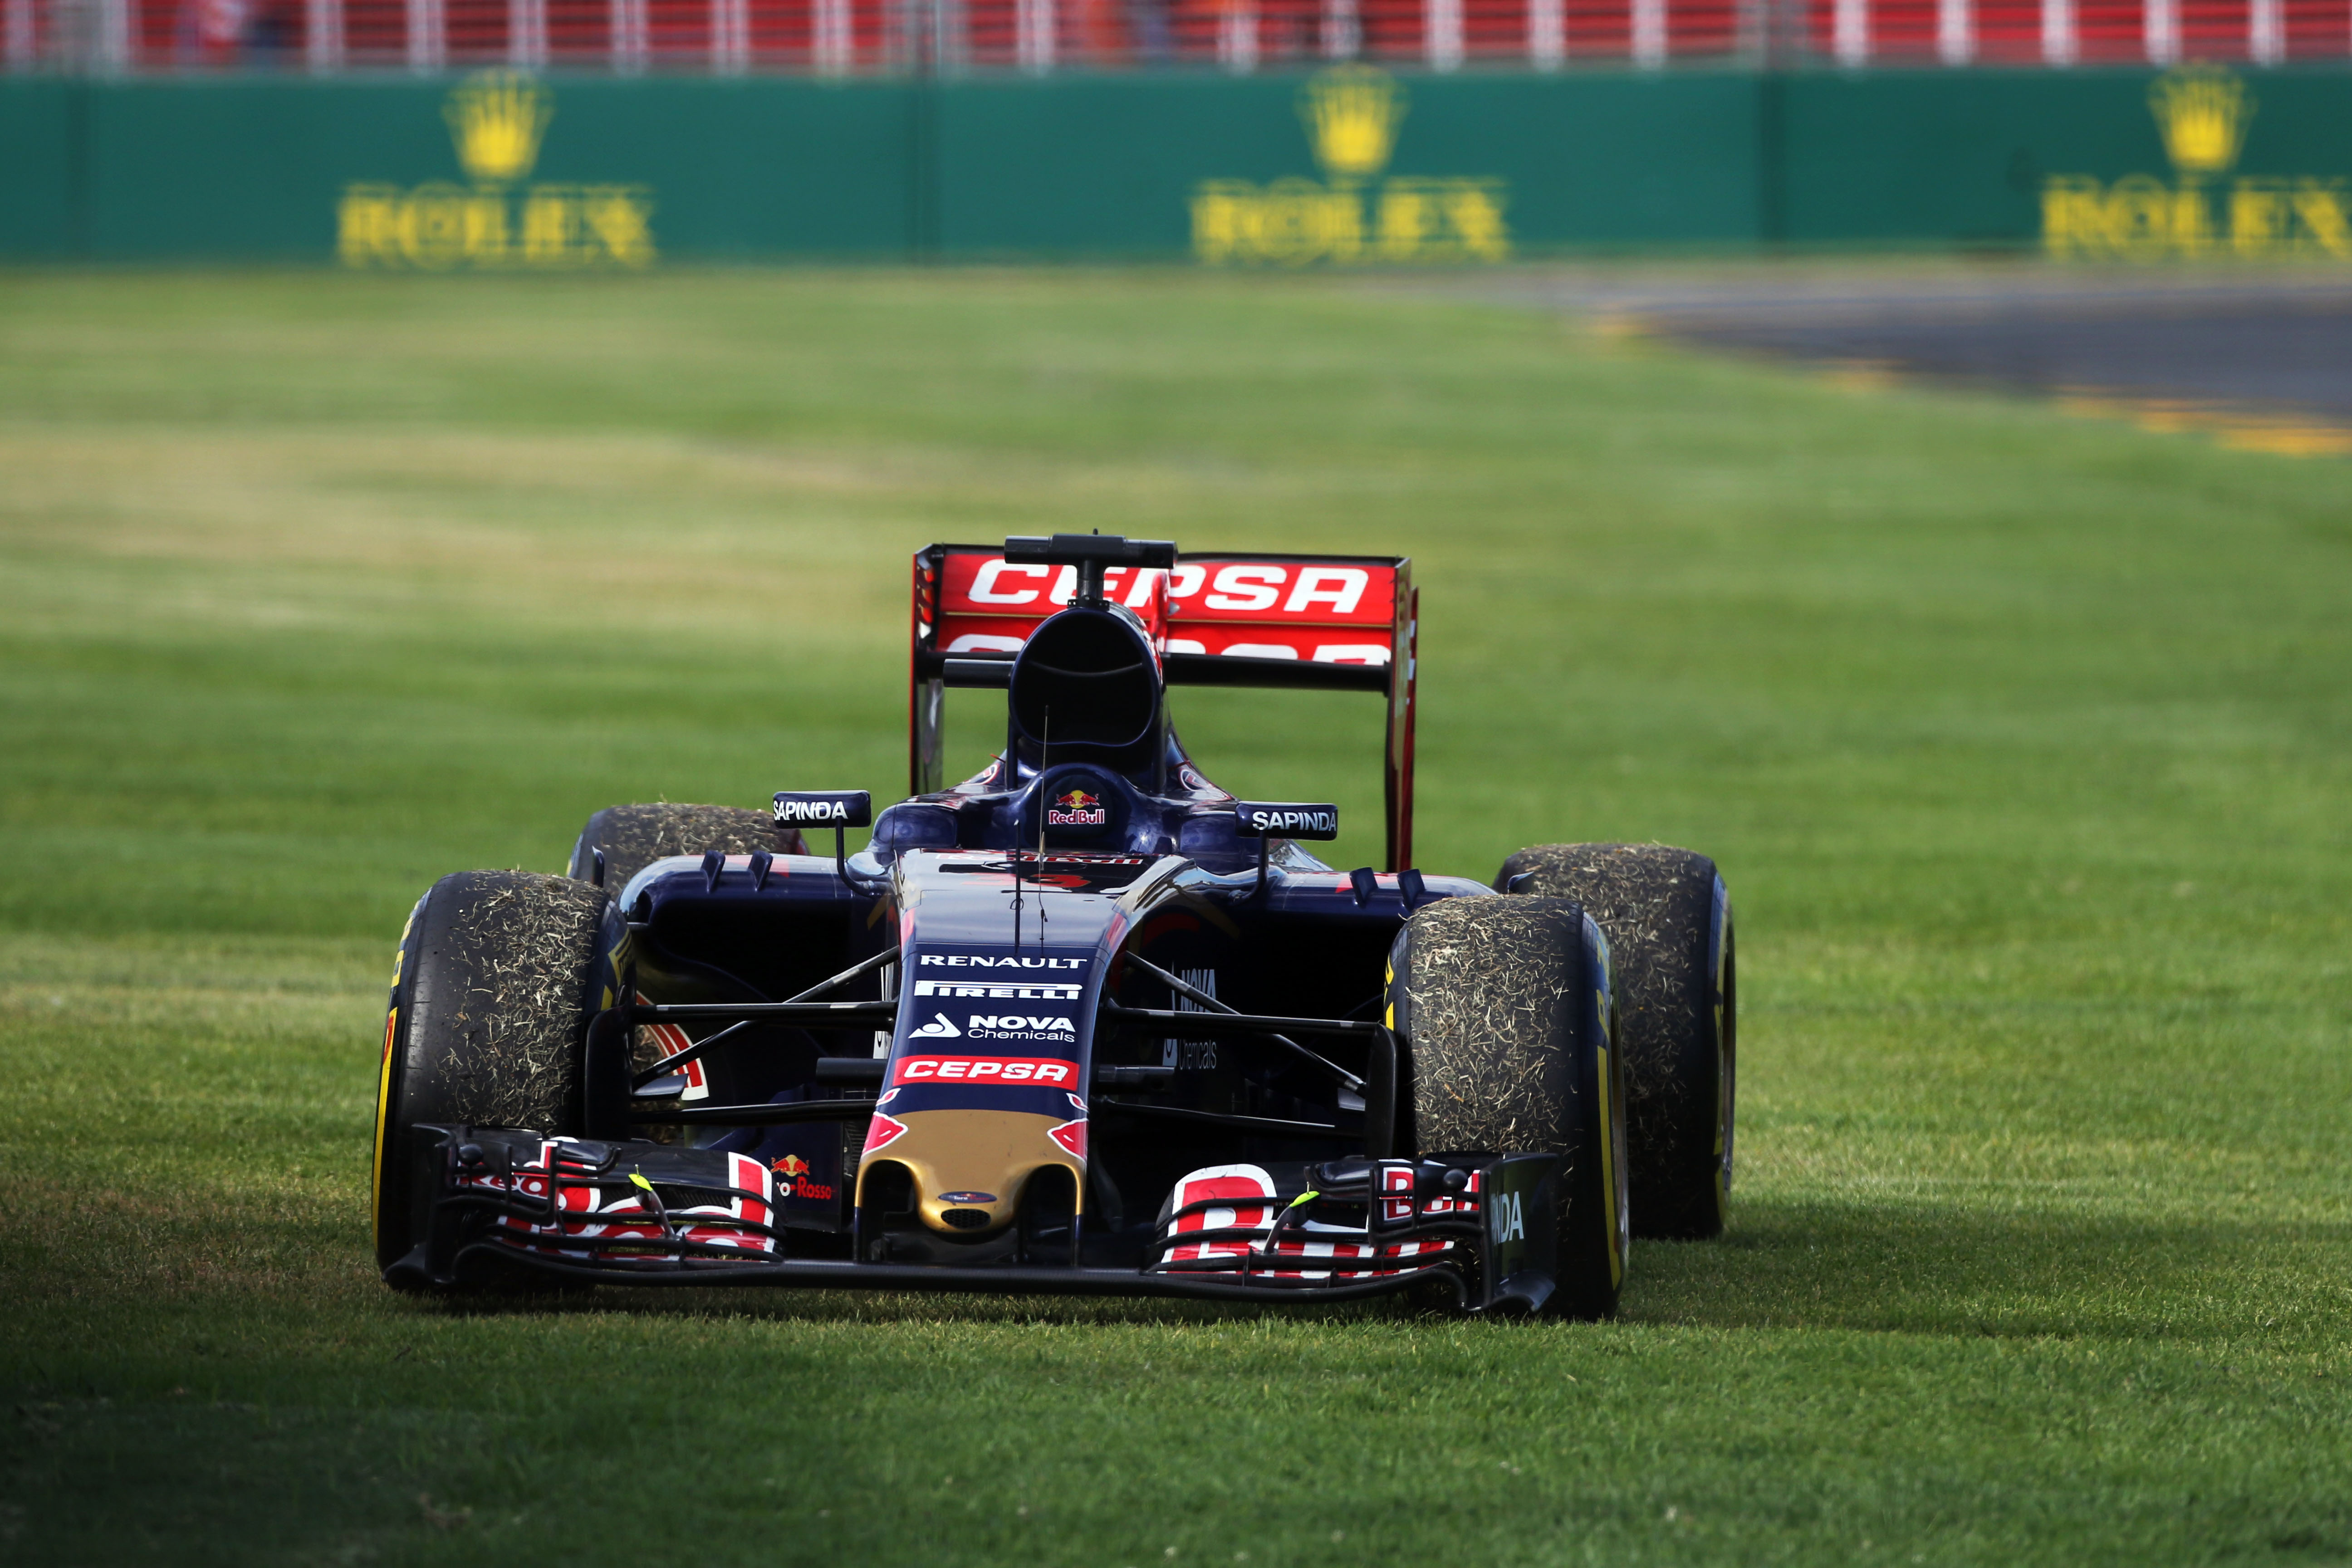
(370, 1007, 398, 1247)
(370, 918, 413, 1250)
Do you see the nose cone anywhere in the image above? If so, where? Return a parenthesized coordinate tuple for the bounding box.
(860, 1109, 1083, 1236)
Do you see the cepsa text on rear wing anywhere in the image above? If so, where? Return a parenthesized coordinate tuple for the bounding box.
(908, 544, 1419, 870)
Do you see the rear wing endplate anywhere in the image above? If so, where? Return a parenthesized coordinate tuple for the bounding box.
(909, 544, 1419, 871)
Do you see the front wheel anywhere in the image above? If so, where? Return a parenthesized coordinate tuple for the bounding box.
(372, 871, 613, 1278)
(1389, 897, 1628, 1319)
(1498, 843, 1734, 1241)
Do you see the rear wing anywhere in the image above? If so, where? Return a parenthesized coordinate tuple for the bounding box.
(909, 544, 1420, 871)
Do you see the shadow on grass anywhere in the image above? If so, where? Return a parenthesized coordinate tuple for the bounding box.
(392, 1195, 2350, 1342)
(416, 1276, 1436, 1329)
(7, 1175, 2339, 1344)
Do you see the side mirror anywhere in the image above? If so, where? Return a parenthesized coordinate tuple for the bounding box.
(772, 791, 873, 829)
(1231, 802, 1339, 841)
(1231, 802, 1339, 899)
(774, 791, 873, 877)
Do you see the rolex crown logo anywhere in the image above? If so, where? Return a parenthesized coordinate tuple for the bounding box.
(2148, 67, 2251, 177)
(1301, 66, 1406, 181)
(445, 70, 554, 185)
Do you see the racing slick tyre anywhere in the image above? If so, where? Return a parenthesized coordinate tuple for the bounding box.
(566, 804, 805, 897)
(1390, 897, 1628, 1319)
(372, 870, 611, 1280)
(1496, 844, 1734, 1241)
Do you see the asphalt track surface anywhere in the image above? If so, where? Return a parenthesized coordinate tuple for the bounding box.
(1418, 265, 2352, 426)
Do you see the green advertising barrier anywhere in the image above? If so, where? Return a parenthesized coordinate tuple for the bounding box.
(78, 74, 918, 264)
(1782, 68, 2352, 257)
(0, 65, 2346, 263)
(934, 70, 1764, 260)
(0, 80, 75, 259)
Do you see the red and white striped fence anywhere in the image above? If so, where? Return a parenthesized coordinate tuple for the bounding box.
(5, 0, 2342, 70)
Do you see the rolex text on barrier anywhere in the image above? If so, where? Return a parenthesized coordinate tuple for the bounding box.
(15, 69, 2352, 265)
(1191, 68, 1511, 267)
(338, 71, 657, 271)
(2043, 68, 2352, 261)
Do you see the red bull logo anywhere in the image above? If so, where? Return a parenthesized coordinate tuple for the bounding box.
(769, 1152, 834, 1202)
(1046, 789, 1108, 828)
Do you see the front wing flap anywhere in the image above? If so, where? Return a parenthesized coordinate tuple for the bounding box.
(387, 1127, 1561, 1313)
(385, 1127, 783, 1290)
(1146, 1154, 1559, 1315)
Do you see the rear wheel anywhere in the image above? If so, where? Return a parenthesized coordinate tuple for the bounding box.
(372, 871, 612, 1277)
(1389, 897, 1628, 1319)
(1497, 843, 1734, 1240)
(567, 804, 805, 896)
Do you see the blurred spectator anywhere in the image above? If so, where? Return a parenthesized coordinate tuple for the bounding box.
(1128, 0, 1172, 59)
(181, 0, 298, 62)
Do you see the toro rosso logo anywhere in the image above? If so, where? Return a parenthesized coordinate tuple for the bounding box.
(893, 1055, 1077, 1086)
(1046, 789, 1107, 828)
(771, 1153, 835, 1202)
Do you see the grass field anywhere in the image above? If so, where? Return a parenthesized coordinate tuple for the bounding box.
(3, 267, 2349, 1567)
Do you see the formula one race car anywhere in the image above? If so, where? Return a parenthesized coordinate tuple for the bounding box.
(372, 535, 1735, 1316)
